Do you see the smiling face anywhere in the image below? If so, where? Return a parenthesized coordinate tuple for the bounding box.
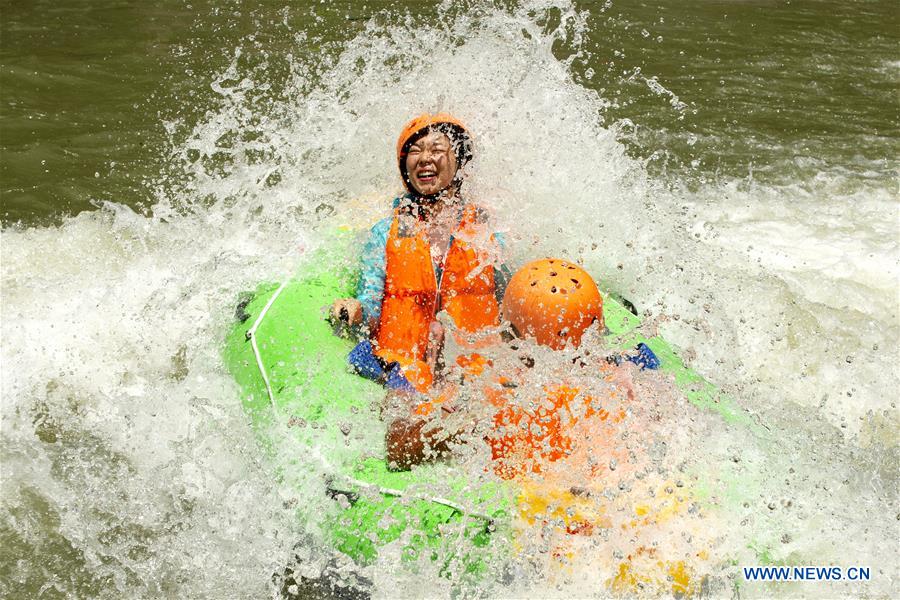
(405, 130, 459, 196)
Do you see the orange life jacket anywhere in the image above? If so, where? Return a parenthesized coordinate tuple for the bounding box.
(375, 203, 500, 392)
(484, 366, 628, 480)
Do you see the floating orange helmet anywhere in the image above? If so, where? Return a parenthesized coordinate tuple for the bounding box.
(396, 113, 473, 193)
(502, 258, 603, 350)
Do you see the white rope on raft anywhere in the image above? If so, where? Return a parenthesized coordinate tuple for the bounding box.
(329, 475, 496, 526)
(246, 281, 288, 411)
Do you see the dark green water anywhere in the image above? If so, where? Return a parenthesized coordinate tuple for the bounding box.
(2, 0, 897, 225)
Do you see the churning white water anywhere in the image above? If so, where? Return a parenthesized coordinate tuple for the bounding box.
(2, 1, 897, 597)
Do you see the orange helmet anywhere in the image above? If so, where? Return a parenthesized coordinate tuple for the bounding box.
(396, 113, 473, 193)
(502, 258, 603, 350)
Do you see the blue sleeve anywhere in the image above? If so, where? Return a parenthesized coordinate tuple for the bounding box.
(356, 217, 392, 324)
(493, 231, 511, 303)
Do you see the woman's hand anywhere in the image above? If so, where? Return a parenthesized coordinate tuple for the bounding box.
(331, 298, 363, 326)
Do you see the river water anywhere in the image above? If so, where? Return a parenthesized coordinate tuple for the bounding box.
(1, 0, 897, 597)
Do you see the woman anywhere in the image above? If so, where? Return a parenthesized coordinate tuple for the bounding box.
(332, 113, 509, 393)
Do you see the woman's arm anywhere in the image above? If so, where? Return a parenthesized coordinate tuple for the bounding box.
(356, 216, 392, 328)
(334, 216, 392, 329)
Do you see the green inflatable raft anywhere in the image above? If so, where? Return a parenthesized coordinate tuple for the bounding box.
(222, 242, 768, 588)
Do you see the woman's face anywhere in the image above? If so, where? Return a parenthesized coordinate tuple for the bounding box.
(405, 130, 459, 196)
